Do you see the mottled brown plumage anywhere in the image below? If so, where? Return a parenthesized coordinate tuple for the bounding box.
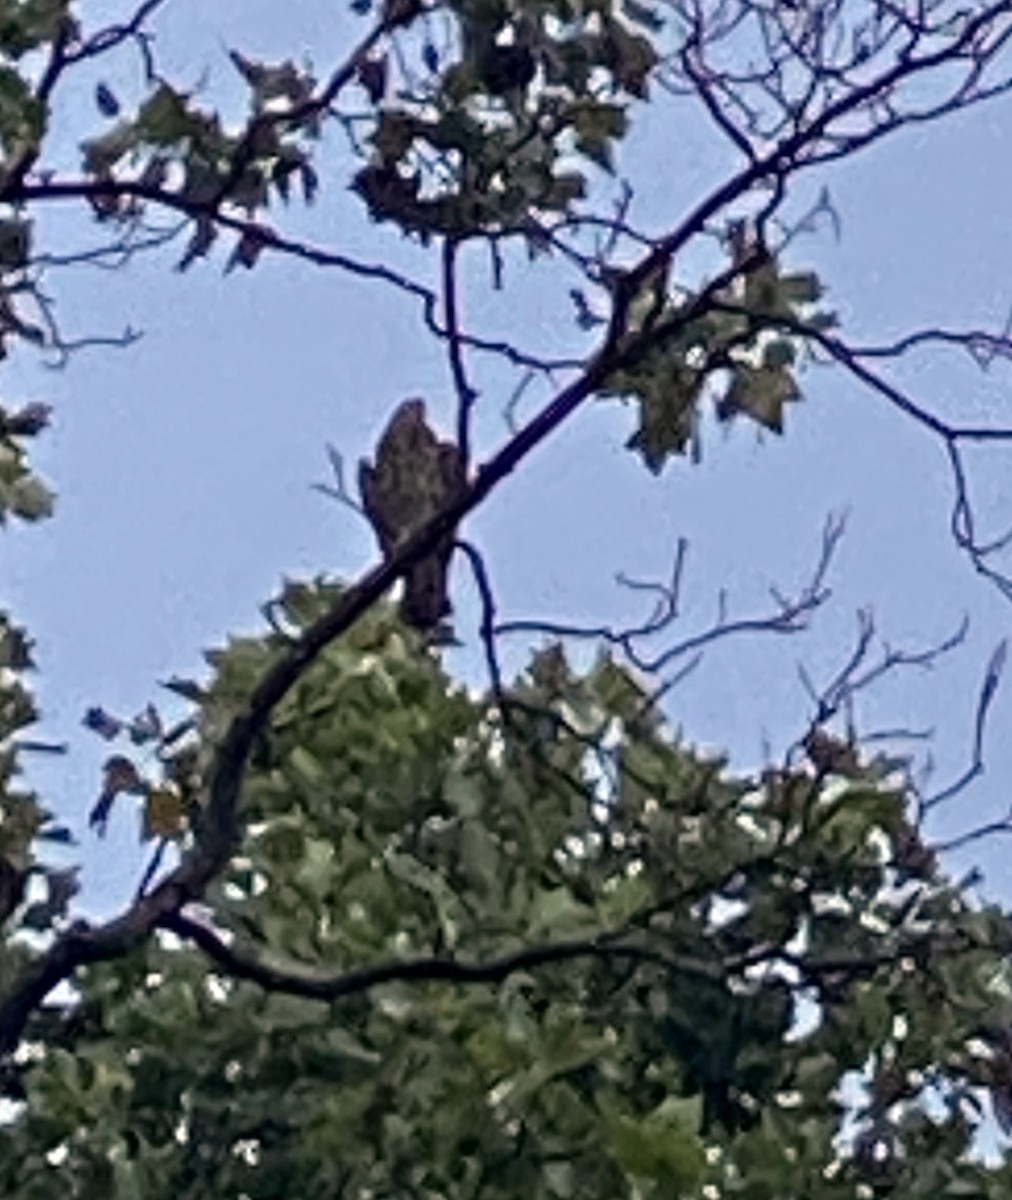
(359, 399, 466, 635)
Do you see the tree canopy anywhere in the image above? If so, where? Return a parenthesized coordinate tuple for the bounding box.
(0, 0, 1011, 1196)
(8, 592, 1012, 1197)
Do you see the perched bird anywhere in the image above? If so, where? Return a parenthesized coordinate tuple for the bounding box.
(359, 399, 466, 636)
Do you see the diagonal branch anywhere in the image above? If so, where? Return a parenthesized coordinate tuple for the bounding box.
(163, 910, 718, 1002)
(0, 236, 761, 1055)
(7, 13, 1012, 1050)
(496, 512, 843, 677)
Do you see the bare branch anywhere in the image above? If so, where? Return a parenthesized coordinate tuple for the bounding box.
(7, 3, 1012, 1054)
(497, 511, 843, 677)
(313, 444, 366, 517)
(30, 222, 186, 271)
(209, 15, 395, 212)
(456, 540, 505, 701)
(921, 638, 1008, 815)
(68, 0, 174, 64)
(442, 238, 478, 465)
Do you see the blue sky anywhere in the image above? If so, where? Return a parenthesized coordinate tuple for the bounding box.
(5, 1, 1012, 912)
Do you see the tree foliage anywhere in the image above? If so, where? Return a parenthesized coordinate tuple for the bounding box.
(0, 0, 1009, 1196)
(6, 588, 1012, 1197)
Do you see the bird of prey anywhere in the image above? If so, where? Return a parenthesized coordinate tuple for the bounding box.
(359, 399, 466, 636)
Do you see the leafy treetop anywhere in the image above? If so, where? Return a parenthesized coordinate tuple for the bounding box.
(2, 584, 1012, 1198)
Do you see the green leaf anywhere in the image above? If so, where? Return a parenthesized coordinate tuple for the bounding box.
(606, 1111, 706, 1187)
(0, 63, 42, 152)
(0, 0, 71, 57)
(572, 101, 627, 172)
(722, 362, 801, 432)
(258, 819, 306, 867)
(779, 271, 822, 305)
(608, 357, 702, 472)
(762, 338, 796, 370)
(458, 818, 502, 897)
(8, 472, 54, 521)
(602, 20, 657, 97)
(136, 84, 192, 144)
(529, 886, 596, 935)
(621, 0, 665, 32)
(81, 123, 137, 176)
(539, 170, 586, 212)
(373, 109, 419, 161)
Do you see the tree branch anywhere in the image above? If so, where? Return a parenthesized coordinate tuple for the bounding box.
(163, 910, 718, 1003)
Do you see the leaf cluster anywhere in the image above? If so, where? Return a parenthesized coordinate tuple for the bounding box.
(350, 0, 657, 239)
(600, 241, 836, 472)
(2, 582, 1011, 1198)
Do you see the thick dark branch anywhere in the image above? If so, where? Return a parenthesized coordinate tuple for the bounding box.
(163, 880, 974, 1015)
(69, 0, 173, 63)
(13, 179, 439, 307)
(0, 130, 864, 1054)
(0, 265, 622, 1056)
(456, 540, 505, 701)
(18, 178, 583, 373)
(621, 4, 1012, 312)
(164, 911, 716, 1002)
(0, 232, 761, 1051)
(6, 13, 1011, 1050)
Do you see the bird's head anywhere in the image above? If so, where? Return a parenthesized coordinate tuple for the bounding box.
(391, 397, 427, 430)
